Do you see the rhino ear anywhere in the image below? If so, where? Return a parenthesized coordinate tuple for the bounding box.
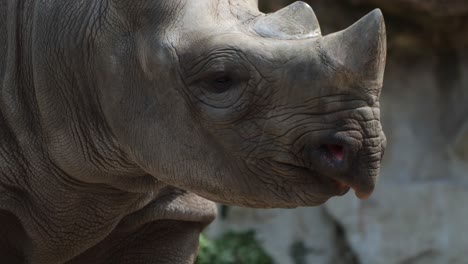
(321, 9, 387, 92)
(254, 1, 321, 40)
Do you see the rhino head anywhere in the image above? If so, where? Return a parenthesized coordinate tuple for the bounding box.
(36, 0, 386, 208)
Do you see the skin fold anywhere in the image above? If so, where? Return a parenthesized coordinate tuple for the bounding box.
(0, 0, 386, 263)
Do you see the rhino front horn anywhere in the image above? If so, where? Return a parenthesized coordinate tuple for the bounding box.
(254, 1, 321, 40)
(321, 9, 387, 92)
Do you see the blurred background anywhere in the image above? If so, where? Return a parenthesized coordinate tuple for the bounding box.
(199, 0, 468, 264)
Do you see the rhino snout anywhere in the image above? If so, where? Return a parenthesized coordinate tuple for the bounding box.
(299, 127, 385, 200)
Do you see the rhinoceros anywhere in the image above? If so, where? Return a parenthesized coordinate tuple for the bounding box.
(0, 0, 386, 263)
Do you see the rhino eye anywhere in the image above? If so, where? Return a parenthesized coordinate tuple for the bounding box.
(204, 73, 237, 94)
(210, 75, 234, 92)
(214, 76, 232, 85)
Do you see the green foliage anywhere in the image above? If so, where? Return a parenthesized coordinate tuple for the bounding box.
(289, 241, 317, 264)
(196, 231, 274, 264)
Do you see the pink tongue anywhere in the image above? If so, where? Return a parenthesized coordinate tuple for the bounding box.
(327, 144, 344, 161)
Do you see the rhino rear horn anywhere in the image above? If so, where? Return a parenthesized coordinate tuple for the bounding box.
(254, 1, 321, 40)
(321, 9, 387, 93)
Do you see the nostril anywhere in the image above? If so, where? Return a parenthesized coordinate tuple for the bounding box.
(302, 141, 352, 180)
(320, 144, 345, 161)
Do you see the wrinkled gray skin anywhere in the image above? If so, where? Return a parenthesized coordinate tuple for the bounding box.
(0, 0, 387, 263)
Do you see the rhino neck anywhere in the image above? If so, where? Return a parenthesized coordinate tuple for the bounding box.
(0, 0, 215, 233)
(0, 0, 130, 199)
(0, 0, 44, 176)
(0, 0, 133, 186)
(0, 14, 214, 259)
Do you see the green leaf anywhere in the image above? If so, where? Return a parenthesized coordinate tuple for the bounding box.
(197, 231, 274, 264)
